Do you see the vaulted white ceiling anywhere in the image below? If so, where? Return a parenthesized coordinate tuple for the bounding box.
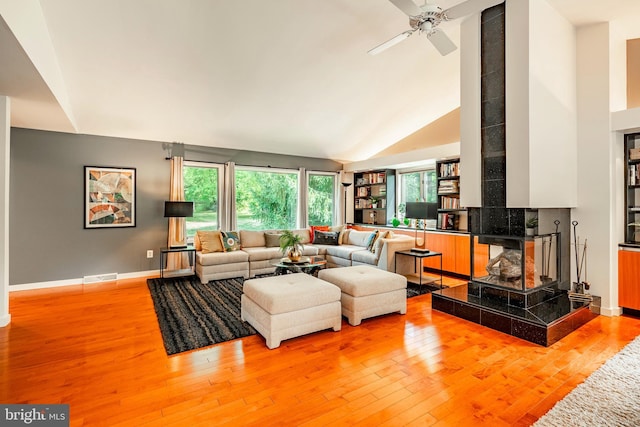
(1, 0, 640, 162)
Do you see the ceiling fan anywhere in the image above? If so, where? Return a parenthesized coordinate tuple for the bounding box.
(369, 0, 503, 56)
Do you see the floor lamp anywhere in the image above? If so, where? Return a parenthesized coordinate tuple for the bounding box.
(342, 182, 352, 225)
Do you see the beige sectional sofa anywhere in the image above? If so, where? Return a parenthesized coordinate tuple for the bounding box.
(194, 227, 414, 284)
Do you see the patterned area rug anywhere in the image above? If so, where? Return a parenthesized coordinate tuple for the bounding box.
(148, 274, 437, 355)
(533, 334, 640, 427)
(147, 276, 257, 355)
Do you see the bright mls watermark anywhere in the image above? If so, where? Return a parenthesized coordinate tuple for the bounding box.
(0, 404, 69, 426)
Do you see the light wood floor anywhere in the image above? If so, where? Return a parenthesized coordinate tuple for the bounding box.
(2, 276, 640, 426)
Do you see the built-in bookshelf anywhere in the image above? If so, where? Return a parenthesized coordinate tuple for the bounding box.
(625, 133, 640, 244)
(436, 158, 467, 231)
(353, 169, 395, 225)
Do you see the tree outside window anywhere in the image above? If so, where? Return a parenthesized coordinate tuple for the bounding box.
(308, 173, 336, 226)
(235, 168, 298, 230)
(184, 164, 220, 237)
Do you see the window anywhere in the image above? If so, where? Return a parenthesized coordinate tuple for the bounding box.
(183, 163, 223, 238)
(307, 173, 337, 226)
(235, 167, 299, 230)
(397, 169, 437, 219)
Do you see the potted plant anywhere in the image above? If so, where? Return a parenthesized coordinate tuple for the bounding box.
(526, 217, 538, 236)
(279, 230, 304, 262)
(370, 196, 378, 209)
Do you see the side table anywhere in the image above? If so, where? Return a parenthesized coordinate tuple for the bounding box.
(395, 250, 443, 293)
(160, 246, 196, 278)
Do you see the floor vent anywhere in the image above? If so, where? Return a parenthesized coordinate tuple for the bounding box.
(83, 273, 118, 284)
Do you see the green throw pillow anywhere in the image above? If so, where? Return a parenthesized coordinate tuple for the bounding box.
(221, 231, 241, 252)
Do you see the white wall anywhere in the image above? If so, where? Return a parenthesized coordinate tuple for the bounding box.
(506, 0, 577, 208)
(0, 96, 10, 327)
(459, 13, 482, 208)
(575, 23, 620, 315)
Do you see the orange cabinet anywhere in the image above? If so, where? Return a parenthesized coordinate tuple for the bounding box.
(619, 248, 640, 310)
(423, 232, 456, 272)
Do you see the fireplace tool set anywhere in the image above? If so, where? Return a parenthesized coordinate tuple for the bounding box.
(569, 220, 593, 302)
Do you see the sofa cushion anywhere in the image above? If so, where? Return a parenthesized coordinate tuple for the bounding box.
(197, 250, 248, 266)
(242, 246, 282, 262)
(240, 230, 266, 248)
(264, 232, 283, 248)
(346, 229, 376, 247)
(351, 249, 379, 265)
(221, 231, 241, 252)
(329, 225, 346, 244)
(197, 230, 224, 254)
(322, 244, 365, 260)
(373, 231, 390, 254)
(292, 228, 312, 245)
(313, 230, 340, 245)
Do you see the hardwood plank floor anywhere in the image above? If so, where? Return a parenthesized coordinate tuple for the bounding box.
(2, 276, 640, 426)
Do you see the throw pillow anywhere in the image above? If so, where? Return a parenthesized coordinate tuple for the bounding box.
(221, 231, 241, 252)
(313, 230, 340, 245)
(264, 232, 283, 248)
(309, 225, 330, 243)
(329, 225, 346, 245)
(193, 232, 202, 251)
(197, 230, 224, 254)
(373, 230, 389, 254)
(366, 230, 380, 253)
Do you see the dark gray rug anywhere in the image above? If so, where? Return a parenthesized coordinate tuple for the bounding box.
(147, 276, 257, 355)
(147, 274, 436, 355)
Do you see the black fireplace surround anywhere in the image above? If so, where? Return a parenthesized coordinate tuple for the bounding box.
(431, 3, 596, 346)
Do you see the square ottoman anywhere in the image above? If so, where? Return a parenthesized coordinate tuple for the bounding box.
(241, 273, 342, 349)
(318, 265, 407, 326)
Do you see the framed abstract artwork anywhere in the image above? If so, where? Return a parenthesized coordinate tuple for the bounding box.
(84, 166, 136, 228)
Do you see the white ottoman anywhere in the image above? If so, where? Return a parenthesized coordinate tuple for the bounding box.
(241, 273, 342, 349)
(318, 265, 407, 326)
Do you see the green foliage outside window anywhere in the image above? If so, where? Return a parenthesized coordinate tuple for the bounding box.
(308, 174, 335, 226)
(235, 169, 298, 230)
(184, 166, 219, 237)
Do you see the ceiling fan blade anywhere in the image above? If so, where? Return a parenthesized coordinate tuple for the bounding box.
(444, 0, 504, 20)
(368, 30, 414, 55)
(388, 0, 422, 17)
(427, 28, 457, 56)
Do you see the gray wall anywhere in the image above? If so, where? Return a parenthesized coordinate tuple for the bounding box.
(9, 128, 342, 286)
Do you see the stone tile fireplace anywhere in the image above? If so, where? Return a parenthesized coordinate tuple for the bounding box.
(431, 3, 596, 346)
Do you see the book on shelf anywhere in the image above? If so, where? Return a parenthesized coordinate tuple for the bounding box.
(438, 213, 456, 230)
(630, 164, 639, 186)
(439, 162, 459, 177)
(439, 196, 460, 210)
(438, 179, 459, 194)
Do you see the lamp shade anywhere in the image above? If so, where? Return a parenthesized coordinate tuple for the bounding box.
(164, 201, 194, 218)
(405, 202, 438, 220)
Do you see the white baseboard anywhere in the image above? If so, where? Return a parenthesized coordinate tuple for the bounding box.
(600, 306, 623, 317)
(0, 314, 11, 327)
(9, 270, 159, 292)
